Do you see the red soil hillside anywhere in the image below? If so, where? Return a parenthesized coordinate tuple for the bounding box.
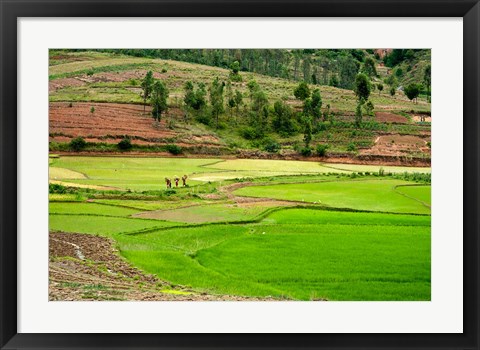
(49, 102, 223, 148)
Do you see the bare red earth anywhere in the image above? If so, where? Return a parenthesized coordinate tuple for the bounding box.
(49, 78, 87, 92)
(375, 112, 409, 124)
(360, 134, 431, 157)
(49, 102, 222, 147)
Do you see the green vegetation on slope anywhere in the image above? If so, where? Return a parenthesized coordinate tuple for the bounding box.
(49, 50, 431, 158)
(56, 49, 430, 90)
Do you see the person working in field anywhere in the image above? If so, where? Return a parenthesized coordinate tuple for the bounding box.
(174, 176, 179, 187)
(182, 175, 188, 186)
(165, 177, 172, 189)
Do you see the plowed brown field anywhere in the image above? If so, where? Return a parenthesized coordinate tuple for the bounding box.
(360, 134, 431, 157)
(375, 112, 409, 124)
(49, 102, 222, 147)
(49, 77, 87, 92)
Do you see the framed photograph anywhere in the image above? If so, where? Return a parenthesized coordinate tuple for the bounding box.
(1, 0, 479, 349)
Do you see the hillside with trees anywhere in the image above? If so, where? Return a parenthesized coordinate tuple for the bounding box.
(49, 49, 431, 165)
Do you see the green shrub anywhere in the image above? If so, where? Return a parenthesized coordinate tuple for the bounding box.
(292, 141, 302, 152)
(314, 122, 327, 133)
(161, 68, 167, 73)
(49, 183, 66, 194)
(90, 106, 95, 114)
(364, 100, 375, 116)
(316, 144, 329, 156)
(263, 140, 281, 153)
(69, 137, 87, 151)
(347, 142, 357, 152)
(394, 171, 430, 184)
(239, 126, 262, 140)
(117, 138, 132, 150)
(229, 72, 243, 82)
(195, 113, 211, 126)
(165, 144, 182, 155)
(217, 122, 227, 130)
(167, 120, 176, 130)
(300, 147, 312, 156)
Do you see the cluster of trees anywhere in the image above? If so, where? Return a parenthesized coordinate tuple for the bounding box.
(353, 73, 374, 127)
(292, 82, 326, 154)
(382, 49, 431, 101)
(141, 71, 169, 122)
(140, 68, 329, 151)
(140, 65, 430, 140)
(388, 63, 431, 106)
(137, 56, 431, 153)
(183, 78, 236, 129)
(383, 49, 423, 68)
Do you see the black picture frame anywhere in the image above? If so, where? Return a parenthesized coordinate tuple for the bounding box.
(1, 1, 479, 349)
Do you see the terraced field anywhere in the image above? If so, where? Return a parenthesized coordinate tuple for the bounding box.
(49, 156, 430, 191)
(49, 156, 431, 301)
(114, 209, 430, 301)
(48, 50, 432, 301)
(234, 179, 431, 214)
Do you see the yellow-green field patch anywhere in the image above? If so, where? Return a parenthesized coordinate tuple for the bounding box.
(92, 199, 208, 211)
(49, 156, 222, 191)
(49, 167, 87, 180)
(49, 57, 150, 76)
(49, 180, 116, 191)
(133, 203, 272, 223)
(205, 159, 349, 174)
(321, 163, 431, 174)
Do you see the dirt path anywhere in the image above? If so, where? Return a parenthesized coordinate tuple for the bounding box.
(133, 182, 299, 221)
(49, 232, 276, 301)
(207, 182, 301, 207)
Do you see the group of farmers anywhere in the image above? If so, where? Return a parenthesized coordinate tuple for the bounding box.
(164, 175, 188, 188)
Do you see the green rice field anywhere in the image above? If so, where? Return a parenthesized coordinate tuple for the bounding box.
(114, 209, 430, 300)
(49, 156, 431, 300)
(234, 179, 431, 214)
